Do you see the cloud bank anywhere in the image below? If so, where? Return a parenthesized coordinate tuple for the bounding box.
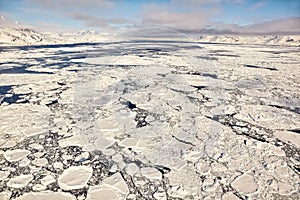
(3, 0, 300, 34)
(138, 0, 300, 35)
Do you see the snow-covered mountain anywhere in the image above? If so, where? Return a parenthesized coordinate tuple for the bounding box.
(1, 27, 300, 46)
(197, 35, 300, 46)
(1, 15, 299, 46)
(0, 15, 54, 45)
(0, 15, 114, 45)
(56, 31, 114, 43)
(0, 27, 50, 45)
(0, 28, 115, 46)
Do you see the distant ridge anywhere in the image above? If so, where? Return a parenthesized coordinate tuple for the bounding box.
(197, 35, 300, 46)
(0, 21, 299, 46)
(197, 17, 300, 36)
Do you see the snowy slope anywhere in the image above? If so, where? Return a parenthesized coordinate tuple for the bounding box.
(0, 27, 46, 45)
(0, 15, 55, 46)
(1, 13, 299, 47)
(0, 15, 113, 45)
(197, 35, 300, 46)
(0, 28, 116, 46)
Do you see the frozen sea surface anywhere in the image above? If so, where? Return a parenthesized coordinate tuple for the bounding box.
(0, 40, 299, 199)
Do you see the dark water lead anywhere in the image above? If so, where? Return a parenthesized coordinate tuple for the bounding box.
(191, 85, 206, 90)
(188, 71, 218, 79)
(126, 101, 137, 109)
(0, 86, 29, 105)
(244, 64, 278, 71)
(0, 66, 53, 74)
(0, 85, 13, 95)
(196, 56, 218, 61)
(287, 129, 300, 134)
(2, 94, 29, 104)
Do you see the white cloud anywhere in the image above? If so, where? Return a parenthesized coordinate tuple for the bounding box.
(139, 0, 252, 32)
(204, 17, 300, 34)
(71, 13, 131, 27)
(4, 0, 299, 34)
(27, 0, 114, 11)
(140, 1, 220, 32)
(242, 17, 300, 34)
(24, 0, 125, 31)
(248, 0, 268, 11)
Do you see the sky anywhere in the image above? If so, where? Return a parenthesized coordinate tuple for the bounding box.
(0, 0, 299, 34)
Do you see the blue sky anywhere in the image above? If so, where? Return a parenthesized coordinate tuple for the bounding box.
(0, 0, 299, 33)
(218, 0, 299, 25)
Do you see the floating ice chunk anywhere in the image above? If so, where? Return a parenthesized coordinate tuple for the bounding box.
(15, 192, 76, 200)
(3, 149, 31, 162)
(231, 174, 258, 194)
(58, 166, 93, 190)
(141, 167, 162, 180)
(7, 174, 33, 188)
(102, 172, 129, 194)
(41, 175, 56, 186)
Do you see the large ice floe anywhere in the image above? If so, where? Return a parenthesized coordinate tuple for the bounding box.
(0, 29, 299, 199)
